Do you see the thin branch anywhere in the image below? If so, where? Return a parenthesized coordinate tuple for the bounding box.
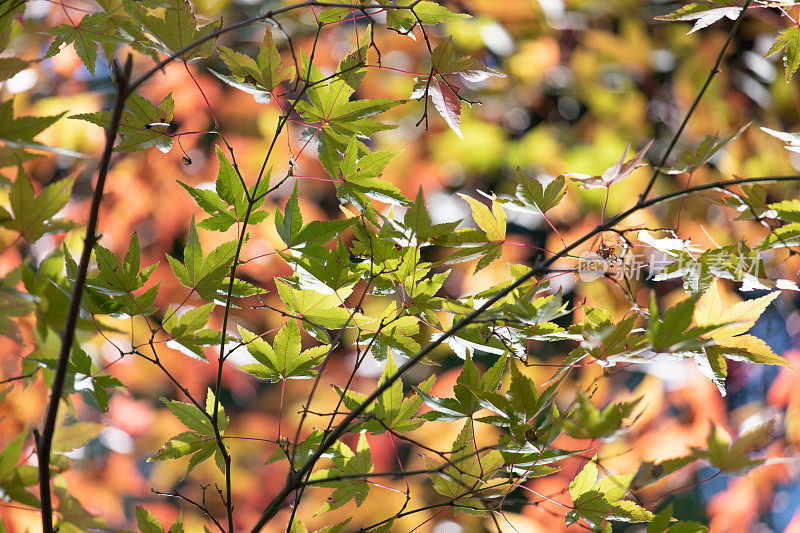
(638, 0, 752, 202)
(0, 371, 35, 385)
(152, 488, 226, 533)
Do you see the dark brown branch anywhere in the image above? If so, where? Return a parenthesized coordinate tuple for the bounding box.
(36, 55, 133, 533)
(0, 371, 35, 385)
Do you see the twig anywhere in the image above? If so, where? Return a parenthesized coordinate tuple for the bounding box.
(0, 372, 35, 385)
(638, 0, 753, 202)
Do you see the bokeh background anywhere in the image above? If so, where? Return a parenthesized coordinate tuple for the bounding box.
(3, 0, 800, 531)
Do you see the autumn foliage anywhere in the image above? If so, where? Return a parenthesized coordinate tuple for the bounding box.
(2, 1, 800, 532)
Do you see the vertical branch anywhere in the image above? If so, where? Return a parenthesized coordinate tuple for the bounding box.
(36, 55, 133, 533)
(638, 0, 752, 202)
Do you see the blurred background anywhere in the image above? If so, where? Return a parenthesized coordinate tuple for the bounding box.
(2, 0, 800, 531)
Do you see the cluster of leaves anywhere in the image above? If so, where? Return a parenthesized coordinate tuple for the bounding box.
(2, 0, 800, 532)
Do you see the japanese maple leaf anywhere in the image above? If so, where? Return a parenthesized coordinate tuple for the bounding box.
(410, 37, 505, 138)
(563, 140, 653, 189)
(45, 11, 124, 75)
(656, 2, 742, 34)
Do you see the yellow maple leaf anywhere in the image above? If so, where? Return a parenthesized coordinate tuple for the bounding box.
(694, 280, 780, 338)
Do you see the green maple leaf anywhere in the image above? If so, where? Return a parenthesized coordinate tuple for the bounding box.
(419, 354, 506, 423)
(456, 193, 506, 271)
(165, 217, 238, 301)
(561, 392, 642, 441)
(373, 354, 434, 433)
(461, 360, 569, 445)
(691, 286, 790, 395)
(163, 397, 218, 436)
(149, 390, 228, 474)
(567, 456, 653, 529)
(631, 456, 695, 490)
(163, 303, 220, 361)
(148, 431, 214, 462)
(337, 352, 435, 433)
(759, 222, 800, 250)
(0, 0, 24, 51)
(87, 234, 160, 317)
(764, 26, 800, 82)
(0, 428, 39, 507)
(337, 136, 406, 208)
(646, 294, 717, 353)
(0, 281, 35, 343)
(237, 320, 327, 382)
(570, 313, 648, 363)
(429, 421, 506, 513)
(1, 168, 76, 241)
(0, 99, 65, 166)
(313, 0, 357, 24)
(179, 147, 269, 231)
(375, 0, 469, 34)
(147, 430, 221, 475)
(213, 27, 293, 102)
(511, 167, 566, 214)
(53, 422, 103, 452)
(267, 430, 348, 473)
(45, 11, 124, 75)
(309, 433, 373, 514)
(296, 51, 402, 177)
(664, 123, 749, 175)
(275, 181, 304, 247)
(274, 183, 354, 250)
(288, 519, 352, 533)
(768, 198, 800, 223)
(121, 506, 185, 533)
(646, 505, 707, 533)
(281, 236, 361, 292)
(25, 342, 123, 411)
(458, 194, 506, 242)
(404, 187, 433, 239)
(275, 279, 358, 338)
(337, 44, 369, 89)
(0, 57, 29, 83)
(691, 420, 775, 474)
(363, 303, 421, 361)
(377, 0, 416, 33)
(406, 271, 449, 318)
(72, 93, 175, 153)
(131, 0, 221, 61)
(413, 1, 471, 24)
